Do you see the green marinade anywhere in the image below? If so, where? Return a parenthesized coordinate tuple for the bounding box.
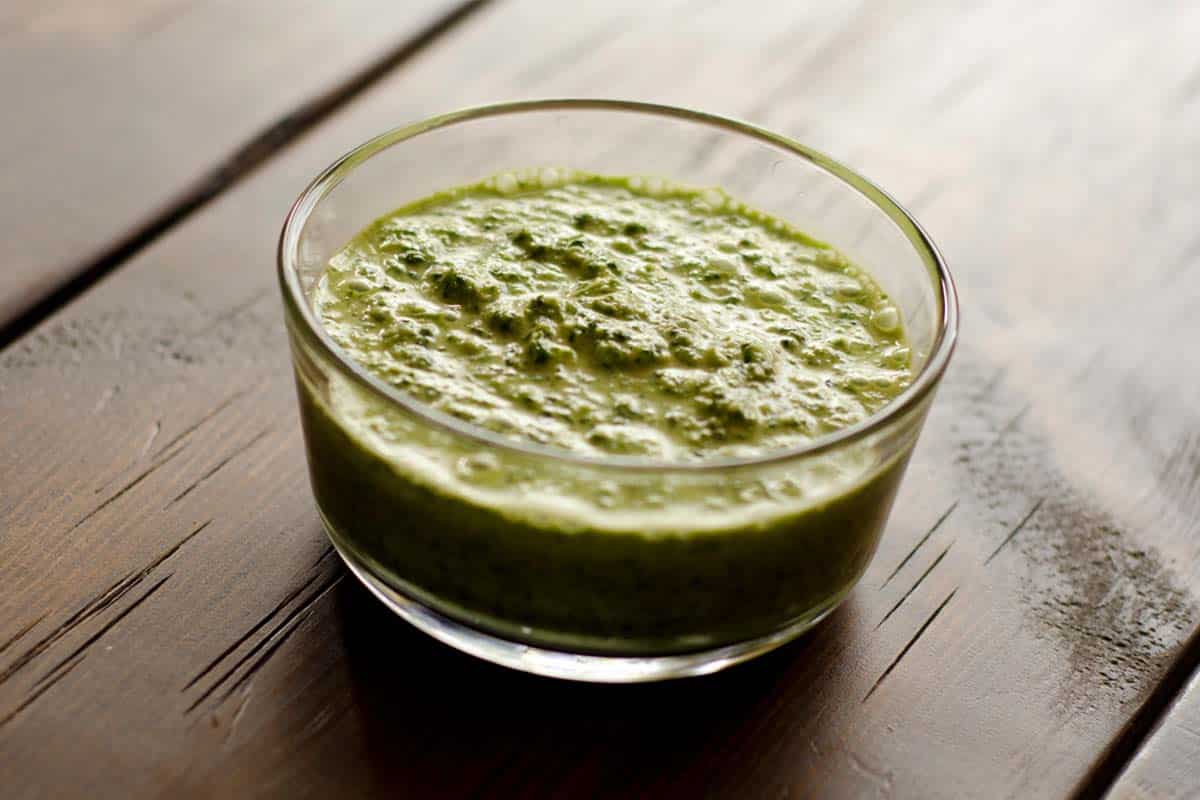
(318, 172, 909, 459)
(300, 170, 913, 653)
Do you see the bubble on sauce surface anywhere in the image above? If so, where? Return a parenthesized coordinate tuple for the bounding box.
(454, 452, 501, 481)
(872, 306, 900, 333)
(701, 188, 726, 210)
(495, 173, 519, 195)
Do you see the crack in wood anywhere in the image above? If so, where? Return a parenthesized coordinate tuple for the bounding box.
(863, 588, 958, 704)
(972, 365, 1008, 403)
(35, 574, 173, 689)
(69, 441, 191, 533)
(880, 501, 958, 589)
(0, 614, 46, 660)
(0, 580, 136, 687)
(311, 544, 337, 570)
(0, 652, 85, 729)
(876, 542, 954, 630)
(216, 574, 346, 708)
(94, 391, 243, 496)
(989, 402, 1032, 449)
(129, 519, 212, 585)
(166, 427, 272, 507)
(985, 498, 1045, 565)
(182, 571, 322, 693)
(0, 520, 209, 687)
(185, 570, 342, 713)
(194, 287, 271, 336)
(149, 385, 256, 461)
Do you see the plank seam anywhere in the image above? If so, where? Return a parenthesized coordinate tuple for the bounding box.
(1072, 622, 1200, 800)
(0, 0, 496, 351)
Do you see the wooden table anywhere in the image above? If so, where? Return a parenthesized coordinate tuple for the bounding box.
(3, 1, 1199, 797)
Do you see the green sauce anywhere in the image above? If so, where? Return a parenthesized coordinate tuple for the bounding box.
(299, 170, 914, 654)
(317, 172, 909, 460)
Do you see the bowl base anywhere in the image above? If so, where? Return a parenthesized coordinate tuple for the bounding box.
(328, 533, 844, 683)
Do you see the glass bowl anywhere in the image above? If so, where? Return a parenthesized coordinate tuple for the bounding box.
(278, 100, 958, 682)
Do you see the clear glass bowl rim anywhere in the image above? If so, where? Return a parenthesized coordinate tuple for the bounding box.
(278, 98, 959, 474)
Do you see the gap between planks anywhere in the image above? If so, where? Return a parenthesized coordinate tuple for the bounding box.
(1071, 621, 1200, 800)
(0, 0, 496, 351)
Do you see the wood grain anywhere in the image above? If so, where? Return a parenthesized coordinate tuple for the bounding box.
(0, 0, 478, 334)
(3, 0, 1200, 797)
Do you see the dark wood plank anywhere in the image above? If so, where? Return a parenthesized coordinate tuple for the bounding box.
(0, 0, 478, 333)
(3, 0, 1200, 797)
